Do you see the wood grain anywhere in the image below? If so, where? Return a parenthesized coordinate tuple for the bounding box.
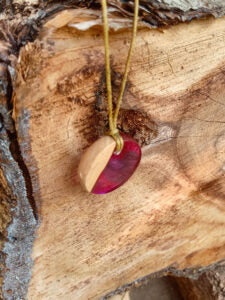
(13, 11, 225, 300)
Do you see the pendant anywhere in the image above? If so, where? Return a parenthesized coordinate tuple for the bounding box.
(78, 133, 141, 194)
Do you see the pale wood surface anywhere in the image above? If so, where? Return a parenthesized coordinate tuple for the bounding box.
(78, 136, 116, 192)
(13, 10, 225, 300)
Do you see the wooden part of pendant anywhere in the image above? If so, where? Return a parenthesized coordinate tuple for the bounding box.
(78, 136, 116, 192)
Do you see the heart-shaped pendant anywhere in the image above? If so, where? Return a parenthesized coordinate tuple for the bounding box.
(78, 133, 141, 194)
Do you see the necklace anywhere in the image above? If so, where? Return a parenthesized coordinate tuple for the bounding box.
(78, 0, 141, 194)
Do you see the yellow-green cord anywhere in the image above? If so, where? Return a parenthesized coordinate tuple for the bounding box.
(101, 0, 139, 152)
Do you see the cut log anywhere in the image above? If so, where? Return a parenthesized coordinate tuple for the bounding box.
(1, 0, 225, 299)
(12, 7, 225, 299)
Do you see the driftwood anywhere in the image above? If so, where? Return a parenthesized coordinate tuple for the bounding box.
(0, 0, 225, 299)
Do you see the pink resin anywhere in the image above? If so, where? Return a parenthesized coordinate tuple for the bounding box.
(92, 134, 141, 194)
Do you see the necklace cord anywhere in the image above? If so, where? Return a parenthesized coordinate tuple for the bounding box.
(101, 0, 139, 152)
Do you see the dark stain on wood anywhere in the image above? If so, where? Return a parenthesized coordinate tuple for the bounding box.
(92, 67, 158, 146)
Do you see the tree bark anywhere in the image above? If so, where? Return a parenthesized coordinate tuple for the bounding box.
(0, 1, 225, 299)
